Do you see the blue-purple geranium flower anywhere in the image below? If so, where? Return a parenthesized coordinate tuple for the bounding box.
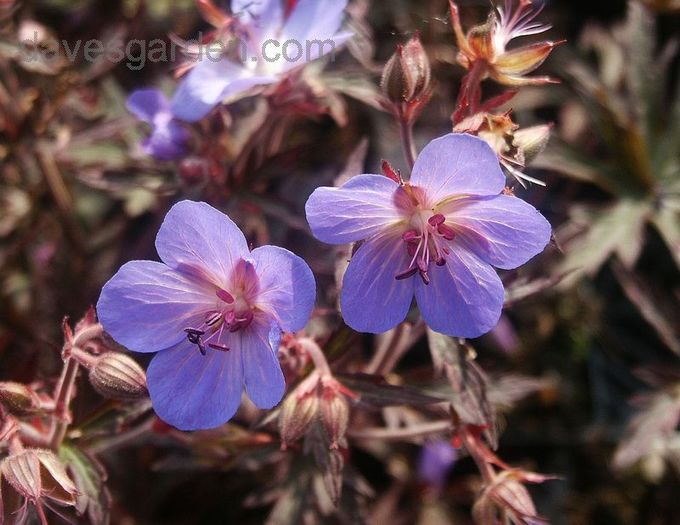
(418, 440, 457, 489)
(305, 133, 551, 338)
(171, 0, 352, 122)
(127, 89, 189, 161)
(96, 201, 315, 430)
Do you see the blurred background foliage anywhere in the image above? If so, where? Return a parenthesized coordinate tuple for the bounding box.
(0, 0, 679, 523)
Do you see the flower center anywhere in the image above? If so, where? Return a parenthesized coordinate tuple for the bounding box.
(395, 211, 456, 285)
(183, 287, 255, 355)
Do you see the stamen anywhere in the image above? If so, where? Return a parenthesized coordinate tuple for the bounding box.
(216, 289, 234, 304)
(428, 214, 445, 227)
(205, 311, 223, 326)
(208, 343, 230, 352)
(438, 224, 456, 240)
(395, 267, 418, 280)
(402, 229, 420, 241)
(184, 328, 207, 354)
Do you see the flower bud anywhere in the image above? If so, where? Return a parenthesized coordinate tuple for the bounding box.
(319, 388, 349, 450)
(381, 35, 432, 106)
(0, 382, 41, 415)
(513, 124, 551, 164)
(279, 392, 319, 448)
(0, 449, 77, 507)
(89, 353, 147, 401)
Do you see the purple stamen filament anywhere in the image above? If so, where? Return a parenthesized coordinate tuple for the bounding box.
(395, 212, 456, 285)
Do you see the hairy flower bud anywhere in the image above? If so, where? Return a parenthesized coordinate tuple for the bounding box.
(513, 124, 551, 163)
(89, 353, 147, 401)
(0, 382, 41, 415)
(0, 449, 77, 507)
(279, 391, 320, 448)
(381, 35, 432, 105)
(320, 387, 349, 450)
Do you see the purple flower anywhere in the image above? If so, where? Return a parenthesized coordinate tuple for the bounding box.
(171, 0, 352, 122)
(127, 89, 190, 161)
(96, 201, 316, 430)
(417, 440, 457, 488)
(305, 133, 551, 338)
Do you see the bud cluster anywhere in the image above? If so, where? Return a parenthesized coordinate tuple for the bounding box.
(279, 371, 354, 450)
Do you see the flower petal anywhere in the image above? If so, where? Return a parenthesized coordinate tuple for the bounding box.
(240, 317, 285, 409)
(445, 194, 552, 270)
(143, 119, 189, 161)
(147, 341, 243, 430)
(97, 261, 214, 353)
(341, 231, 415, 333)
(410, 134, 505, 203)
(415, 247, 504, 338)
(171, 59, 276, 122)
(126, 88, 168, 123)
(249, 245, 316, 332)
(494, 43, 556, 77)
(231, 0, 283, 45)
(155, 200, 249, 288)
(283, 0, 348, 43)
(305, 174, 403, 244)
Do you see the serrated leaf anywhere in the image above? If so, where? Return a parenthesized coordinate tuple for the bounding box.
(612, 260, 680, 355)
(59, 444, 111, 525)
(558, 199, 651, 285)
(336, 373, 443, 407)
(307, 424, 344, 506)
(426, 329, 497, 448)
(653, 203, 680, 268)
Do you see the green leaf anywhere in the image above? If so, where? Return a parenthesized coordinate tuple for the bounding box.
(59, 444, 111, 525)
(653, 203, 680, 269)
(426, 329, 497, 448)
(558, 199, 651, 285)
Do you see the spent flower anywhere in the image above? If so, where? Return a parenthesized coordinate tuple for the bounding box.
(0, 449, 78, 524)
(97, 200, 316, 430)
(305, 133, 551, 337)
(454, 111, 551, 187)
(171, 0, 353, 122)
(450, 0, 562, 86)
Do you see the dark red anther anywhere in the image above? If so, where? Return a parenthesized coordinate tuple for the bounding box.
(438, 223, 456, 240)
(402, 229, 420, 241)
(435, 256, 446, 266)
(395, 267, 418, 280)
(208, 343, 230, 352)
(428, 213, 445, 227)
(216, 289, 234, 304)
(381, 160, 403, 184)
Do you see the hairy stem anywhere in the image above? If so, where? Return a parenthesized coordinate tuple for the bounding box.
(49, 358, 80, 450)
(398, 113, 417, 170)
(349, 420, 451, 441)
(298, 338, 332, 376)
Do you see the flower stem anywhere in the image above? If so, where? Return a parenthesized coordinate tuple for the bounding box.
(398, 113, 417, 170)
(298, 338, 332, 376)
(348, 420, 451, 441)
(49, 357, 79, 450)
